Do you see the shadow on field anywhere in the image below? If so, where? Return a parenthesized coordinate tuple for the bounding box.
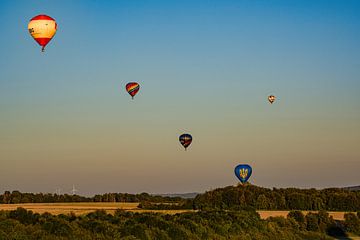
(327, 221, 349, 239)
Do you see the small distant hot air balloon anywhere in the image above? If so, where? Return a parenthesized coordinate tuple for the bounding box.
(179, 134, 192, 150)
(28, 14, 57, 52)
(234, 164, 252, 184)
(268, 95, 276, 104)
(126, 82, 140, 99)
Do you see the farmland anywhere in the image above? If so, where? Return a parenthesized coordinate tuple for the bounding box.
(0, 202, 193, 215)
(1, 186, 359, 239)
(257, 210, 353, 221)
(0, 202, 353, 220)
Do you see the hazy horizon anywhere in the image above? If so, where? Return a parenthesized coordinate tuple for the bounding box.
(1, 0, 359, 196)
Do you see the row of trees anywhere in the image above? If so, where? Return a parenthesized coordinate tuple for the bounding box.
(2, 207, 359, 239)
(0, 191, 91, 204)
(192, 184, 360, 211)
(2, 184, 360, 211)
(287, 210, 360, 236)
(0, 191, 181, 204)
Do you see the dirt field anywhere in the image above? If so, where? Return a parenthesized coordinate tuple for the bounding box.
(0, 203, 353, 220)
(0, 203, 193, 215)
(0, 202, 139, 215)
(257, 210, 351, 221)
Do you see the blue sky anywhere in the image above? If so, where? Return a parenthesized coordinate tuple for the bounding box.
(0, 0, 359, 195)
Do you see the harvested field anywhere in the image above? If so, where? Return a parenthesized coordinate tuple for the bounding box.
(257, 210, 352, 221)
(0, 202, 138, 215)
(0, 203, 193, 215)
(0, 204, 353, 219)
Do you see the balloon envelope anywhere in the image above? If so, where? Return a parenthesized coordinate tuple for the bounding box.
(28, 15, 57, 51)
(179, 134, 192, 150)
(234, 164, 252, 184)
(126, 82, 140, 99)
(268, 95, 276, 104)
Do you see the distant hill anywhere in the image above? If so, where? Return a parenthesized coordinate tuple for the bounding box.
(157, 192, 199, 199)
(343, 185, 360, 191)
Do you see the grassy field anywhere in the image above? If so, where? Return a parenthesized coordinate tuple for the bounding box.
(0, 203, 353, 220)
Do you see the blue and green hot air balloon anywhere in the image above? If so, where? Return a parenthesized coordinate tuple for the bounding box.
(234, 164, 252, 184)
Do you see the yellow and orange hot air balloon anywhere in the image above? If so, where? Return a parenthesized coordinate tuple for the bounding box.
(28, 14, 57, 52)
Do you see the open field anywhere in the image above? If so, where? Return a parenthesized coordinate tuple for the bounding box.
(257, 210, 353, 221)
(0, 203, 140, 215)
(0, 203, 355, 220)
(0, 203, 194, 215)
(0, 204, 353, 220)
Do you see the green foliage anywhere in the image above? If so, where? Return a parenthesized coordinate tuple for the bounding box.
(42, 217, 73, 236)
(256, 194, 270, 210)
(1, 187, 360, 239)
(193, 185, 360, 211)
(306, 213, 320, 231)
(287, 210, 306, 230)
(344, 213, 360, 235)
(0, 208, 344, 239)
(316, 210, 332, 232)
(2, 186, 359, 212)
(0, 191, 185, 206)
(139, 199, 193, 210)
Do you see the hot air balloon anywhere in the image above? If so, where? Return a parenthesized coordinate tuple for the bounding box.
(268, 95, 276, 104)
(126, 82, 140, 99)
(234, 164, 252, 184)
(179, 134, 192, 150)
(28, 15, 57, 52)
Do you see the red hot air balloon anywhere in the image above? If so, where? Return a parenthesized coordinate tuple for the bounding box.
(126, 82, 140, 99)
(28, 15, 57, 52)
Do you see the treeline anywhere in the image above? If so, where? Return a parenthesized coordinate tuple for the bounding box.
(193, 185, 360, 211)
(2, 207, 359, 239)
(0, 191, 182, 204)
(0, 191, 92, 204)
(2, 184, 360, 212)
(139, 200, 193, 210)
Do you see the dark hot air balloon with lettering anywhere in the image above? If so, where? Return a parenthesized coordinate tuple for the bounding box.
(179, 134, 192, 150)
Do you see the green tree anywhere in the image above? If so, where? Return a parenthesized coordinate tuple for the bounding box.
(312, 197, 324, 210)
(344, 213, 360, 235)
(8, 207, 37, 225)
(256, 194, 269, 210)
(2, 191, 11, 204)
(288, 210, 306, 230)
(10, 191, 22, 204)
(306, 213, 319, 232)
(287, 193, 307, 210)
(42, 217, 73, 236)
(317, 210, 331, 232)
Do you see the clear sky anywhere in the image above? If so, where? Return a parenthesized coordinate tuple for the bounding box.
(0, 0, 359, 196)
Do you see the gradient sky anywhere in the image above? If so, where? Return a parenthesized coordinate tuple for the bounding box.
(1, 0, 359, 196)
